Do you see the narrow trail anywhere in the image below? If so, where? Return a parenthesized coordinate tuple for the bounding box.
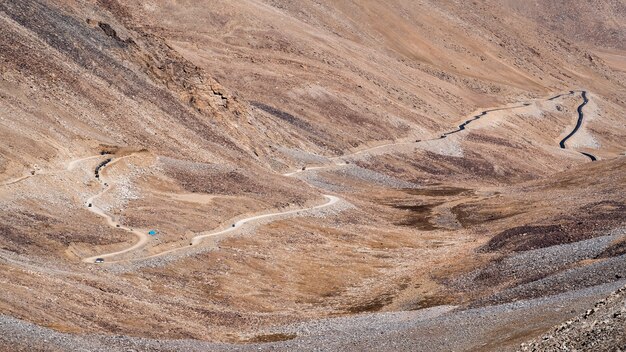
(1, 154, 105, 187)
(0, 154, 107, 186)
(0, 174, 34, 186)
(558, 90, 597, 161)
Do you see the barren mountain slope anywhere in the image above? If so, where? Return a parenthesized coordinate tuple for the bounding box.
(130, 0, 626, 152)
(0, 0, 625, 351)
(500, 0, 626, 51)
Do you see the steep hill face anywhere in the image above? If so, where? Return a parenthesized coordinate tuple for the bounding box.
(2, 0, 625, 173)
(0, 0, 625, 350)
(1, 0, 321, 253)
(127, 0, 625, 154)
(500, 0, 626, 51)
(1, 0, 261, 167)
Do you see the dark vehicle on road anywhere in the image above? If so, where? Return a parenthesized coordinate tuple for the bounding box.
(94, 258, 104, 263)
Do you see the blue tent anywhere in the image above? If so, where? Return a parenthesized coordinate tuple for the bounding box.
(148, 230, 157, 236)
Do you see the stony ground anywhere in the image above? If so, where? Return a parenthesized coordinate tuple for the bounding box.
(2, 282, 625, 351)
(520, 285, 626, 351)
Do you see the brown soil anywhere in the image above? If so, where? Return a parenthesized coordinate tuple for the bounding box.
(483, 201, 626, 252)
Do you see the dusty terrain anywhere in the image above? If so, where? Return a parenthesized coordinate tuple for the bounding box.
(0, 0, 625, 351)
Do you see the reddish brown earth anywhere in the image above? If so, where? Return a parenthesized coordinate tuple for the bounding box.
(0, 1, 625, 351)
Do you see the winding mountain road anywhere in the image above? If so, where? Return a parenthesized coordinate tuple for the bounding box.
(558, 90, 597, 161)
(191, 195, 339, 245)
(86, 190, 338, 263)
(82, 89, 599, 264)
(82, 153, 341, 263)
(284, 90, 585, 176)
(580, 152, 598, 161)
(81, 155, 149, 263)
(127, 195, 341, 263)
(321, 101, 532, 162)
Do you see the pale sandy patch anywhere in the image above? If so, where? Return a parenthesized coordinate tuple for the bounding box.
(418, 137, 463, 157)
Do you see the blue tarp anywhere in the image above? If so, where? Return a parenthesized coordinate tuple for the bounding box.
(148, 230, 157, 236)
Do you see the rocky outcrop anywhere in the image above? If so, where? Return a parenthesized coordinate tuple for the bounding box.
(520, 285, 626, 351)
